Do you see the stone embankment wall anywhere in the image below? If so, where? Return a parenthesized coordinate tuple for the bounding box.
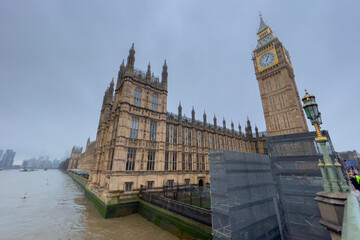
(140, 191, 211, 226)
(67, 171, 212, 239)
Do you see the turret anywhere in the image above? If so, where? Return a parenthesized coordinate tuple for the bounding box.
(86, 137, 91, 150)
(116, 60, 125, 89)
(257, 12, 269, 35)
(101, 88, 108, 110)
(213, 115, 217, 130)
(192, 107, 195, 124)
(178, 102, 182, 122)
(255, 125, 259, 138)
(105, 78, 114, 105)
(203, 111, 207, 127)
(238, 123, 242, 136)
(161, 60, 168, 89)
(246, 117, 253, 138)
(231, 121, 234, 133)
(223, 118, 226, 131)
(99, 79, 114, 126)
(146, 62, 151, 81)
(125, 43, 135, 75)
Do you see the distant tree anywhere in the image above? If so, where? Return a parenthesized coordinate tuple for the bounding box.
(58, 158, 70, 171)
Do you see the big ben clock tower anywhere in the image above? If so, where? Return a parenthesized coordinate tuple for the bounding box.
(253, 14, 308, 136)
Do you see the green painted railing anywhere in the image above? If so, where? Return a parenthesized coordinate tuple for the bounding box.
(342, 192, 360, 239)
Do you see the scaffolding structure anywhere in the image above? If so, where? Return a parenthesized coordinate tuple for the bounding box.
(267, 131, 333, 240)
(209, 150, 280, 240)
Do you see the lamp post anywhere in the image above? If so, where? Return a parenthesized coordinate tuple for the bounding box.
(302, 90, 348, 192)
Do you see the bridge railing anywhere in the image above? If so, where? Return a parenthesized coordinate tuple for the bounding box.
(342, 190, 360, 239)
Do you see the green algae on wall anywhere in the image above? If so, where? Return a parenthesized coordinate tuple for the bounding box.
(68, 172, 212, 239)
(138, 199, 212, 240)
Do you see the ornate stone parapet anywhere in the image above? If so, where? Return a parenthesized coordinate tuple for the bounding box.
(315, 191, 349, 240)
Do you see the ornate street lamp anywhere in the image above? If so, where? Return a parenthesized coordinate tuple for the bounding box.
(302, 90, 348, 192)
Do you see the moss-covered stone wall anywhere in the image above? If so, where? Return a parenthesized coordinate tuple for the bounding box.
(68, 171, 212, 239)
(138, 199, 212, 239)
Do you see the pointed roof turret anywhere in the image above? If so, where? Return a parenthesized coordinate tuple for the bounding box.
(110, 77, 114, 89)
(130, 42, 135, 52)
(146, 62, 151, 80)
(255, 13, 276, 50)
(191, 107, 195, 124)
(161, 60, 168, 89)
(178, 102, 182, 122)
(109, 77, 114, 96)
(257, 12, 268, 34)
(116, 60, 125, 89)
(106, 78, 114, 104)
(255, 125, 259, 138)
(126, 43, 135, 72)
(246, 117, 253, 138)
(213, 114, 217, 129)
(203, 110, 207, 126)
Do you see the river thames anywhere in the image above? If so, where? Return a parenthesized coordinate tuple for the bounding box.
(0, 170, 178, 240)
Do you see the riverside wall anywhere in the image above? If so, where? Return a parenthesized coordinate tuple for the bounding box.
(68, 171, 212, 239)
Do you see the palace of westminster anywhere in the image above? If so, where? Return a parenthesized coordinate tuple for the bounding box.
(68, 15, 309, 204)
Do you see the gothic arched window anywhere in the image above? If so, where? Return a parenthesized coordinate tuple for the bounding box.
(134, 88, 142, 107)
(151, 94, 158, 111)
(126, 149, 136, 171)
(130, 118, 139, 139)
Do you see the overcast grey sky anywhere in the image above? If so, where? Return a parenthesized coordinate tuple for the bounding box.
(1, 0, 359, 164)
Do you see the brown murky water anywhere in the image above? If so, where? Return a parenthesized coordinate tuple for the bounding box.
(0, 170, 178, 240)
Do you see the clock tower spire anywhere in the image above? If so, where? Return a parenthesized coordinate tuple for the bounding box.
(252, 14, 308, 136)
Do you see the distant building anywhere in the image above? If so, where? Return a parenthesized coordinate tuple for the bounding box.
(0, 149, 16, 167)
(52, 159, 60, 168)
(339, 150, 360, 170)
(22, 156, 59, 169)
(67, 146, 83, 170)
(0, 150, 3, 160)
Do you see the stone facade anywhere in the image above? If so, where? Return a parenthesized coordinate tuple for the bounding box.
(252, 15, 308, 136)
(70, 16, 312, 204)
(71, 43, 266, 204)
(68, 146, 82, 170)
(68, 139, 96, 172)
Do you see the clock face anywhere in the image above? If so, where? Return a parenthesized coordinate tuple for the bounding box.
(259, 53, 275, 67)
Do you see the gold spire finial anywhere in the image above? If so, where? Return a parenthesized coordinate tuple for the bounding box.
(305, 89, 308, 94)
